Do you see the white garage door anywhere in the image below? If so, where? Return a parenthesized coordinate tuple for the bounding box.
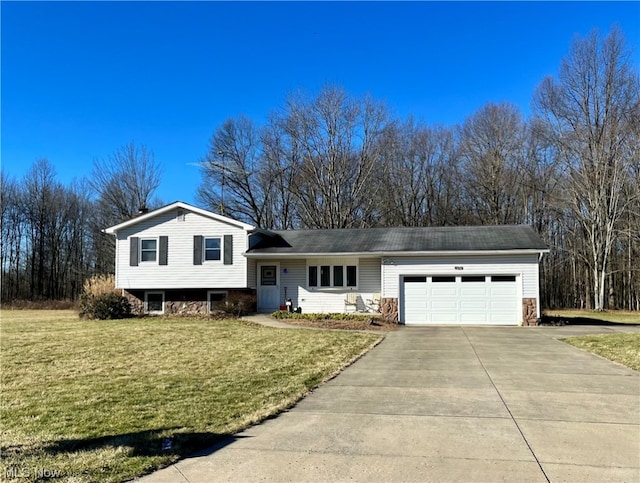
(402, 275, 519, 325)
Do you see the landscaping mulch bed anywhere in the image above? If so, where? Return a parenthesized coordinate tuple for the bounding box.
(282, 317, 399, 331)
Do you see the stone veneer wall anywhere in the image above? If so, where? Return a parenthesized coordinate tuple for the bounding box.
(522, 298, 539, 326)
(380, 297, 399, 323)
(123, 290, 145, 315)
(122, 289, 253, 316)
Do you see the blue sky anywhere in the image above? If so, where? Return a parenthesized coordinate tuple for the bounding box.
(3, 1, 639, 206)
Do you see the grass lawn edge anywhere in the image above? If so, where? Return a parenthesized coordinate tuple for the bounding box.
(560, 333, 640, 372)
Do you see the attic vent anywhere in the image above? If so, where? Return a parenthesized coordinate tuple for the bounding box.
(176, 209, 186, 222)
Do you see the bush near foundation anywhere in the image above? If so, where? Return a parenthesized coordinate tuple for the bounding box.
(271, 311, 374, 321)
(79, 274, 132, 320)
(211, 293, 256, 317)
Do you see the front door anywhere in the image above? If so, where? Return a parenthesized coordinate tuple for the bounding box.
(257, 263, 280, 312)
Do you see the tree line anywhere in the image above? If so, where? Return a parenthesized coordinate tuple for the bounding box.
(197, 28, 639, 311)
(1, 144, 161, 302)
(2, 27, 638, 311)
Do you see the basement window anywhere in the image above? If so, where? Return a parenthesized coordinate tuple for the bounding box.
(145, 291, 164, 314)
(208, 290, 228, 313)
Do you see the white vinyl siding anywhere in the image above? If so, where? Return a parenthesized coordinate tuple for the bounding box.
(115, 208, 249, 289)
(247, 258, 257, 289)
(268, 257, 381, 313)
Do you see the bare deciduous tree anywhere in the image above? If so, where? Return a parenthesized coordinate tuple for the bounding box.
(533, 27, 640, 310)
(197, 116, 272, 226)
(458, 102, 527, 225)
(377, 119, 458, 227)
(282, 86, 391, 228)
(90, 142, 163, 223)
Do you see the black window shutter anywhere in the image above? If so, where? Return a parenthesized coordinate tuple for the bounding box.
(129, 237, 139, 266)
(223, 235, 233, 265)
(159, 236, 168, 265)
(193, 235, 203, 265)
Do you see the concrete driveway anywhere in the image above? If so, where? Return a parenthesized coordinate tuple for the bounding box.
(139, 325, 640, 482)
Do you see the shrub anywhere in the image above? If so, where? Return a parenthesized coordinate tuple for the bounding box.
(212, 293, 256, 317)
(271, 311, 374, 321)
(80, 292, 132, 320)
(79, 274, 132, 320)
(83, 274, 119, 298)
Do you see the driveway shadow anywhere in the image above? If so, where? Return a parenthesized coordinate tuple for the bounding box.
(541, 315, 640, 327)
(37, 428, 242, 459)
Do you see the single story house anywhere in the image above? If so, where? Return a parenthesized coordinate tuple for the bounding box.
(105, 201, 549, 325)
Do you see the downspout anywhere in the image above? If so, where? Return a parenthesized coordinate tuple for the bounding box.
(537, 251, 545, 319)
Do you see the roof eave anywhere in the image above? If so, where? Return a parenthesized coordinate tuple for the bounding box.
(244, 248, 549, 259)
(104, 201, 255, 234)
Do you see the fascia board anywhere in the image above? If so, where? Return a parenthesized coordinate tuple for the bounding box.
(104, 201, 255, 234)
(243, 249, 549, 259)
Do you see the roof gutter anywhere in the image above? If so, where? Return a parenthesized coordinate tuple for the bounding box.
(243, 249, 550, 259)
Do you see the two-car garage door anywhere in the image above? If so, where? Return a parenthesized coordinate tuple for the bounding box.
(402, 275, 519, 325)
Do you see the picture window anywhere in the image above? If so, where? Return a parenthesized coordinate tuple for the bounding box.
(307, 264, 357, 288)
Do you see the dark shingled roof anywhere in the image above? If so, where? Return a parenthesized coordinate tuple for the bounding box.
(247, 225, 548, 255)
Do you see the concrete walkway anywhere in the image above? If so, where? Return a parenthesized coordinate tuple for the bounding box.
(138, 325, 639, 482)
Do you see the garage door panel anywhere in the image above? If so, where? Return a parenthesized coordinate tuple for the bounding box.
(460, 298, 488, 311)
(403, 282, 428, 324)
(431, 286, 458, 298)
(459, 285, 487, 297)
(403, 275, 518, 325)
(431, 313, 460, 324)
(460, 312, 487, 324)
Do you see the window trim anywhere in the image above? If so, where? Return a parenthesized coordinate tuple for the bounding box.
(207, 290, 228, 313)
(203, 236, 222, 263)
(140, 237, 158, 263)
(145, 291, 165, 314)
(307, 263, 358, 289)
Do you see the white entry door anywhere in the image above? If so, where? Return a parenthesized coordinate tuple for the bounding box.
(257, 263, 280, 312)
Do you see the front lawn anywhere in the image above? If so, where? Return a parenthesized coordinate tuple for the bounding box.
(562, 332, 640, 371)
(0, 310, 381, 482)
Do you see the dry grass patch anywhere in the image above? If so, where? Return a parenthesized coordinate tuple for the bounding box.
(0, 310, 381, 482)
(562, 333, 640, 371)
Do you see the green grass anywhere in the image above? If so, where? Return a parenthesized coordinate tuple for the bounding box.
(562, 333, 640, 371)
(0, 310, 381, 482)
(544, 309, 640, 324)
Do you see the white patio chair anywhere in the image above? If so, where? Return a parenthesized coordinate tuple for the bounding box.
(344, 292, 358, 313)
(367, 293, 381, 312)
